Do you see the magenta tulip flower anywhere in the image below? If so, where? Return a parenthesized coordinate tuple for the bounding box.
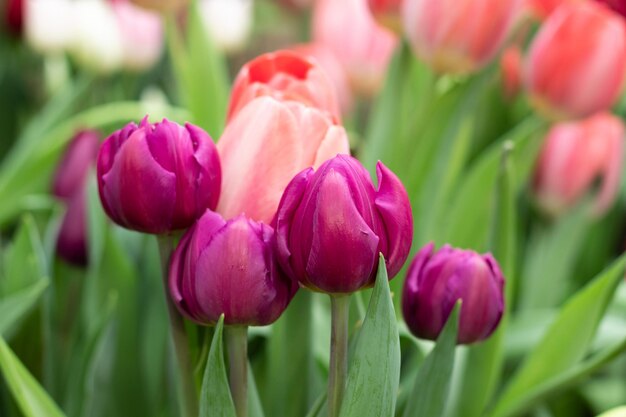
(402, 243, 505, 345)
(275, 154, 413, 294)
(97, 117, 221, 234)
(169, 209, 296, 326)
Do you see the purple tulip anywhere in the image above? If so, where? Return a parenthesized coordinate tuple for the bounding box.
(169, 209, 297, 326)
(52, 130, 100, 266)
(402, 242, 505, 345)
(97, 117, 221, 234)
(274, 154, 413, 294)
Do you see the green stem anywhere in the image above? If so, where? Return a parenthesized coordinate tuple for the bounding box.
(328, 294, 351, 417)
(226, 326, 249, 417)
(157, 235, 198, 417)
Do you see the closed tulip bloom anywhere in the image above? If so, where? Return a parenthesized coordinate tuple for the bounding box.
(275, 155, 413, 294)
(217, 96, 349, 224)
(111, 0, 163, 71)
(313, 0, 397, 96)
(199, 0, 253, 54)
(501, 46, 522, 99)
(227, 50, 341, 123)
(169, 209, 296, 326)
(525, 3, 626, 120)
(25, 0, 74, 54)
(52, 130, 100, 265)
(97, 117, 221, 234)
(533, 113, 624, 217)
(402, 0, 523, 74)
(367, 0, 402, 33)
(402, 243, 505, 345)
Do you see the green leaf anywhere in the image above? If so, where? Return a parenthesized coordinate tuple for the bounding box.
(248, 362, 265, 417)
(490, 253, 626, 417)
(0, 337, 66, 417)
(305, 392, 327, 417)
(437, 117, 545, 250)
(0, 280, 48, 337)
(265, 291, 320, 417)
(167, 0, 229, 137)
(450, 143, 517, 417)
(339, 255, 400, 417)
(200, 315, 236, 417)
(518, 202, 590, 310)
(402, 303, 460, 417)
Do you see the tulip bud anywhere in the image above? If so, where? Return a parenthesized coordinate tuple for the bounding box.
(525, 3, 626, 120)
(367, 0, 402, 33)
(533, 113, 624, 217)
(97, 117, 221, 234)
(217, 96, 349, 224)
(402, 0, 523, 75)
(291, 43, 354, 114)
(227, 50, 341, 123)
(5, 0, 24, 35)
(52, 130, 101, 265)
(275, 155, 413, 294)
(110, 0, 164, 71)
(402, 243, 505, 345)
(25, 0, 75, 54)
(595, 0, 626, 18)
(169, 209, 296, 326)
(199, 0, 253, 54)
(501, 46, 522, 99)
(313, 0, 398, 96)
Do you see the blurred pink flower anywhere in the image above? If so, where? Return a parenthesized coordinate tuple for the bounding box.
(367, 0, 402, 33)
(525, 2, 626, 120)
(402, 0, 523, 74)
(501, 46, 523, 99)
(533, 113, 625, 217)
(312, 0, 397, 96)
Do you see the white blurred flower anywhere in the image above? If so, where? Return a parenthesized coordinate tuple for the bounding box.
(25, 0, 74, 54)
(199, 0, 253, 54)
(111, 0, 164, 71)
(70, 0, 124, 74)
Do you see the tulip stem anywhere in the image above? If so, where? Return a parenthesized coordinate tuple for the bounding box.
(157, 235, 198, 417)
(328, 294, 350, 417)
(226, 326, 249, 417)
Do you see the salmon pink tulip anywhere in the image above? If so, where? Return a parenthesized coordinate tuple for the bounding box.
(525, 3, 626, 120)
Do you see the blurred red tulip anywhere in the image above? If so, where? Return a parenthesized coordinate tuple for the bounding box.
(595, 0, 626, 18)
(527, 0, 583, 19)
(5, 0, 23, 35)
(367, 0, 402, 33)
(501, 46, 523, 99)
(525, 2, 626, 120)
(533, 113, 624, 217)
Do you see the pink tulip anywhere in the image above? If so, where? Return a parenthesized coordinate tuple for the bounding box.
(533, 113, 624, 217)
(313, 0, 397, 96)
(227, 50, 342, 123)
(367, 0, 402, 33)
(217, 96, 350, 224)
(291, 43, 353, 114)
(527, 0, 583, 19)
(501, 46, 522, 99)
(525, 3, 626, 120)
(402, 0, 523, 74)
(110, 0, 163, 71)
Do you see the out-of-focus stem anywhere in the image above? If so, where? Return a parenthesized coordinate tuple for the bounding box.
(157, 235, 198, 417)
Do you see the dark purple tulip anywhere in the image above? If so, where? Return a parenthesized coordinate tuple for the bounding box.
(402, 242, 505, 345)
(5, 0, 23, 35)
(169, 209, 297, 326)
(52, 130, 100, 266)
(274, 154, 413, 294)
(97, 117, 221, 234)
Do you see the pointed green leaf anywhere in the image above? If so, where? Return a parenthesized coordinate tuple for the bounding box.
(491, 253, 626, 417)
(339, 254, 400, 417)
(0, 337, 66, 417)
(0, 280, 48, 337)
(402, 303, 460, 417)
(200, 315, 236, 417)
(305, 392, 327, 417)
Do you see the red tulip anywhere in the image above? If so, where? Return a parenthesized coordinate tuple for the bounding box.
(501, 46, 523, 99)
(217, 97, 350, 224)
(367, 0, 402, 33)
(227, 50, 341, 122)
(527, 0, 582, 19)
(525, 3, 626, 120)
(533, 113, 624, 216)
